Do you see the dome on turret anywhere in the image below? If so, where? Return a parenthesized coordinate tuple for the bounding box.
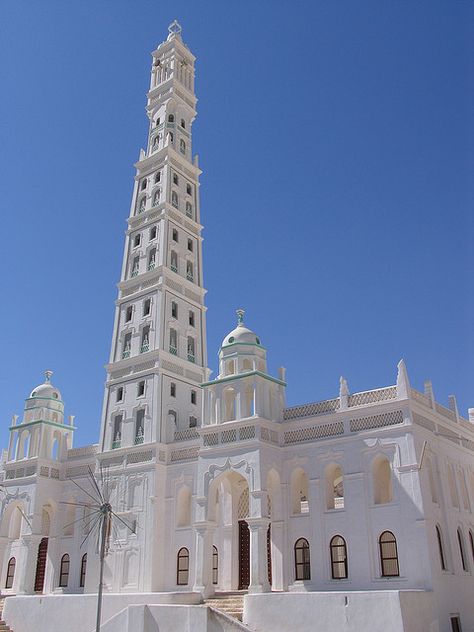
(221, 309, 262, 348)
(29, 370, 62, 402)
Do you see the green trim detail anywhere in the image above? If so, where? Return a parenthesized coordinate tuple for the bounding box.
(25, 396, 64, 405)
(9, 420, 76, 431)
(220, 341, 267, 351)
(201, 370, 286, 388)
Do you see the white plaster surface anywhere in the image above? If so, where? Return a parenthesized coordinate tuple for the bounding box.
(243, 590, 437, 632)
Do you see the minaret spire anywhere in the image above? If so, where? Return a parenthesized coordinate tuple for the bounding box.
(99, 24, 207, 451)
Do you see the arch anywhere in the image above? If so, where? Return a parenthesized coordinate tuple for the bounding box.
(457, 527, 468, 572)
(51, 431, 61, 460)
(436, 525, 446, 571)
(469, 530, 474, 564)
(18, 430, 30, 459)
(379, 531, 399, 577)
(177, 547, 189, 585)
(243, 384, 254, 418)
(325, 463, 344, 510)
(266, 468, 282, 521)
(291, 468, 309, 514)
(426, 456, 438, 503)
(294, 538, 310, 580)
(5, 557, 16, 589)
(224, 387, 237, 422)
(330, 535, 348, 579)
(41, 507, 51, 536)
(225, 360, 235, 376)
(372, 456, 392, 505)
(80, 553, 87, 588)
(212, 546, 218, 585)
(59, 553, 70, 587)
(176, 486, 192, 527)
(4, 504, 24, 540)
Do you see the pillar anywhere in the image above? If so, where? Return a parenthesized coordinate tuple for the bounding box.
(193, 522, 215, 598)
(247, 517, 270, 593)
(16, 535, 42, 594)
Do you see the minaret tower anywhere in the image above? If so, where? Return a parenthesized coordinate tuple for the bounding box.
(99, 21, 208, 451)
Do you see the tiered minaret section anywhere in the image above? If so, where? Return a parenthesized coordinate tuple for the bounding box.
(99, 21, 208, 451)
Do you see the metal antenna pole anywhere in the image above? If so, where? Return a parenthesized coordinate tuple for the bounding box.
(96, 508, 109, 632)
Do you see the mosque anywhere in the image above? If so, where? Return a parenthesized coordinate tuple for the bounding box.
(0, 21, 472, 632)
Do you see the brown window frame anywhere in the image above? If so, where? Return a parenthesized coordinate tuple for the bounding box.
(212, 546, 218, 585)
(59, 553, 70, 588)
(294, 538, 311, 581)
(330, 535, 348, 579)
(177, 547, 189, 585)
(5, 557, 15, 589)
(80, 553, 87, 588)
(379, 530, 400, 577)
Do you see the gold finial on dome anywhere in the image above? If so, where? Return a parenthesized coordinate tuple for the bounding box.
(44, 370, 53, 383)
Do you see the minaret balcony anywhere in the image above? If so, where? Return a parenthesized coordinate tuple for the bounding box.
(187, 353, 195, 363)
(140, 343, 150, 353)
(112, 440, 121, 450)
(169, 345, 178, 356)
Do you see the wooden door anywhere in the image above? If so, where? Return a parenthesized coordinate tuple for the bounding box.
(34, 537, 48, 593)
(267, 524, 272, 586)
(238, 520, 250, 590)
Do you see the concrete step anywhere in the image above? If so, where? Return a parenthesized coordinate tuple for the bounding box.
(205, 592, 245, 622)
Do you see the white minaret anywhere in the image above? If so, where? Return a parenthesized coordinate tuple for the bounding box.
(99, 20, 208, 452)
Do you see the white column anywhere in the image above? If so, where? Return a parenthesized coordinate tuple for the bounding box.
(16, 536, 41, 595)
(269, 520, 286, 591)
(247, 517, 270, 593)
(193, 522, 215, 598)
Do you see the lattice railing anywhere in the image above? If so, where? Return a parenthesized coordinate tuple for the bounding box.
(284, 398, 340, 420)
(348, 386, 397, 407)
(174, 428, 200, 442)
(284, 421, 344, 445)
(349, 410, 404, 432)
(170, 446, 199, 462)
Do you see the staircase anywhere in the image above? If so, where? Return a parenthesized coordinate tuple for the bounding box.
(0, 599, 12, 632)
(205, 591, 245, 621)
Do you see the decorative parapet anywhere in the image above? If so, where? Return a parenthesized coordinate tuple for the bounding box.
(67, 444, 98, 459)
(174, 428, 200, 442)
(283, 386, 397, 421)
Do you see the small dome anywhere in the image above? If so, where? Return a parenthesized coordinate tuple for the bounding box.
(29, 370, 62, 401)
(221, 310, 262, 348)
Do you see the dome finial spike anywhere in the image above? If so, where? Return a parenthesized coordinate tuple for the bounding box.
(168, 19, 182, 36)
(236, 308, 245, 326)
(44, 370, 53, 383)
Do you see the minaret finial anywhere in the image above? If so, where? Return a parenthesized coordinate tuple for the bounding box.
(236, 309, 245, 326)
(168, 19, 182, 37)
(44, 370, 53, 383)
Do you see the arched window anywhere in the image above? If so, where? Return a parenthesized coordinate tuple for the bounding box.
(180, 139, 186, 154)
(379, 531, 399, 577)
(291, 468, 309, 514)
(180, 118, 186, 129)
(170, 251, 178, 273)
(185, 201, 193, 218)
(457, 528, 468, 572)
(212, 546, 218, 585)
(436, 525, 446, 571)
(153, 189, 160, 206)
(59, 554, 70, 587)
(177, 547, 189, 585)
(373, 457, 392, 504)
(186, 260, 194, 282)
(80, 553, 87, 588)
(330, 535, 348, 579)
(469, 530, 474, 563)
(171, 191, 179, 209)
(326, 464, 344, 510)
(148, 247, 156, 271)
(176, 487, 192, 527)
(294, 538, 311, 580)
(5, 557, 16, 589)
(138, 197, 146, 214)
(187, 336, 195, 362)
(168, 114, 175, 123)
(152, 134, 160, 150)
(154, 171, 161, 183)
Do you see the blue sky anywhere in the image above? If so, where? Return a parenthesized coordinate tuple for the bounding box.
(0, 1, 472, 448)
